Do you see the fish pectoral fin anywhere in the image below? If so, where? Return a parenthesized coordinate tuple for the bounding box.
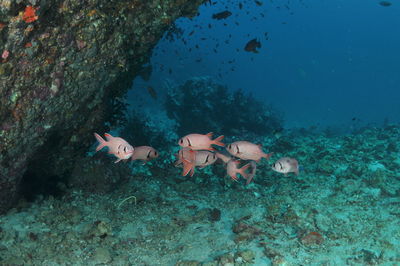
(114, 158, 122, 163)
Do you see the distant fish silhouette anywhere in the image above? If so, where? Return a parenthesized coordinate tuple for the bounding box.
(244, 39, 261, 53)
(379, 1, 392, 6)
(212, 11, 232, 20)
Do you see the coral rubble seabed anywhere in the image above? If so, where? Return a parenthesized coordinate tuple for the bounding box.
(1, 126, 399, 265)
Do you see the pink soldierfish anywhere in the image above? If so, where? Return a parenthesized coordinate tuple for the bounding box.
(178, 132, 224, 151)
(193, 150, 218, 168)
(176, 148, 197, 177)
(131, 146, 159, 164)
(94, 133, 134, 163)
(175, 150, 217, 172)
(272, 157, 299, 176)
(226, 141, 272, 162)
(226, 160, 251, 181)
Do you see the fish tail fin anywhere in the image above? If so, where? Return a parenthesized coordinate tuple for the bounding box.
(94, 133, 107, 151)
(239, 163, 251, 179)
(212, 135, 225, 147)
(294, 167, 299, 176)
(263, 152, 273, 160)
(245, 161, 257, 185)
(182, 161, 195, 177)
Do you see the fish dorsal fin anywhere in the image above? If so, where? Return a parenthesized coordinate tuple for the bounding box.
(206, 132, 213, 138)
(104, 133, 113, 141)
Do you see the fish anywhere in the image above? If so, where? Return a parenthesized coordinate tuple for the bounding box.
(379, 1, 392, 6)
(176, 148, 197, 177)
(175, 150, 217, 169)
(194, 151, 218, 168)
(131, 146, 159, 164)
(271, 157, 299, 176)
(226, 141, 272, 162)
(94, 133, 134, 163)
(244, 39, 261, 53)
(212, 11, 232, 20)
(178, 132, 224, 151)
(226, 160, 251, 181)
(147, 86, 157, 100)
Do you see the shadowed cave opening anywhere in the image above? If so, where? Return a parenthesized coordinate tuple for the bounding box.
(19, 131, 68, 202)
(20, 171, 65, 202)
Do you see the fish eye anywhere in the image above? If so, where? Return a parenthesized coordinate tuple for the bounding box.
(123, 147, 127, 152)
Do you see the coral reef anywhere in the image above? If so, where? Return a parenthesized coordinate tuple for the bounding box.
(164, 77, 284, 138)
(0, 0, 206, 213)
(0, 125, 399, 264)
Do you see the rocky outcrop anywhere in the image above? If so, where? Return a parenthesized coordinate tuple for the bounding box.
(0, 0, 205, 213)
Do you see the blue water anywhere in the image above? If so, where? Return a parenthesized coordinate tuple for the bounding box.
(130, 0, 400, 129)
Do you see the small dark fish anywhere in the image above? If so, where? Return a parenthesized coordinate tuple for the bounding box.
(188, 30, 194, 36)
(147, 86, 157, 100)
(379, 1, 392, 6)
(212, 11, 232, 20)
(239, 3, 243, 9)
(244, 38, 261, 53)
(255, 0, 263, 6)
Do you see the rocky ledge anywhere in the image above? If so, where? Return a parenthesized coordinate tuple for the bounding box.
(0, 0, 205, 214)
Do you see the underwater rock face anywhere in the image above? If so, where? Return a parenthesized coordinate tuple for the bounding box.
(0, 0, 206, 214)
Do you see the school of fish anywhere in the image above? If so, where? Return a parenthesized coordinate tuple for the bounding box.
(94, 131, 299, 183)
